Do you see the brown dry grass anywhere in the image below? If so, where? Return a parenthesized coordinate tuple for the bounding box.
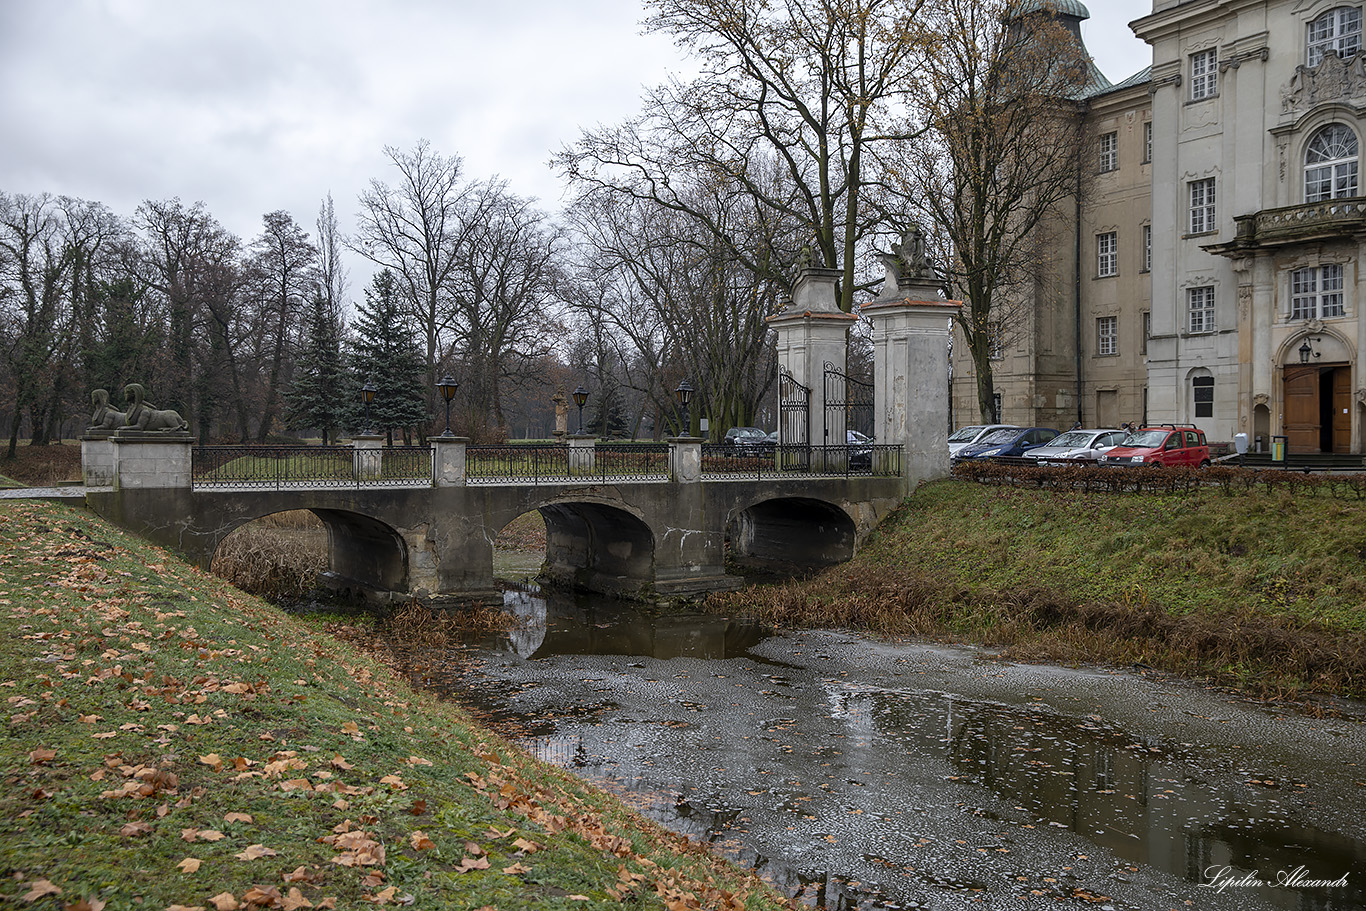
(0, 441, 82, 486)
(496, 509, 547, 551)
(210, 521, 328, 602)
(385, 599, 517, 645)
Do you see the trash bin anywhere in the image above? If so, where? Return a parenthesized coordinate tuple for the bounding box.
(1272, 434, 1288, 462)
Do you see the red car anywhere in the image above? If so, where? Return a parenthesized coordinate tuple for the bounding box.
(1098, 424, 1211, 468)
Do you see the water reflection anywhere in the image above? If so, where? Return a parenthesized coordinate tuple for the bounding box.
(387, 586, 1366, 911)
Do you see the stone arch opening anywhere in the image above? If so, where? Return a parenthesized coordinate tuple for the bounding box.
(729, 497, 857, 571)
(533, 501, 655, 595)
(210, 508, 409, 604)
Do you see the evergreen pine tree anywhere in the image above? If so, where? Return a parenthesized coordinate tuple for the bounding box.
(283, 288, 348, 443)
(347, 270, 428, 443)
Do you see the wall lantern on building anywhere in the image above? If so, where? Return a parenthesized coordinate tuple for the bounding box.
(361, 379, 377, 435)
(675, 379, 695, 435)
(436, 375, 459, 436)
(1298, 338, 1322, 364)
(572, 385, 589, 435)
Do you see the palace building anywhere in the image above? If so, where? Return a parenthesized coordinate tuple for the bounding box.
(951, 0, 1366, 454)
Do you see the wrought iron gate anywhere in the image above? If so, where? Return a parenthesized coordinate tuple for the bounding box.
(823, 361, 874, 445)
(778, 366, 810, 469)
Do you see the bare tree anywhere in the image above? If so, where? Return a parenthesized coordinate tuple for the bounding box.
(890, 0, 1095, 422)
(557, 0, 931, 313)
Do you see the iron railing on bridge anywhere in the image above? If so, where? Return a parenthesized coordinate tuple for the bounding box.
(465, 442, 671, 485)
(699, 443, 902, 479)
(192, 445, 433, 489)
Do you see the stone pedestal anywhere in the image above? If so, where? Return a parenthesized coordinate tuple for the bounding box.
(81, 433, 116, 487)
(431, 436, 468, 487)
(110, 430, 194, 489)
(767, 267, 858, 447)
(861, 277, 961, 490)
(352, 435, 384, 482)
(568, 435, 595, 476)
(669, 437, 702, 482)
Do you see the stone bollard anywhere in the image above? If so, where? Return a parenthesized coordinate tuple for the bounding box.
(431, 436, 468, 487)
(352, 435, 384, 482)
(568, 435, 595, 477)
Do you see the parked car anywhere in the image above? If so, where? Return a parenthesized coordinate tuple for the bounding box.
(1023, 428, 1128, 464)
(948, 424, 1019, 457)
(953, 427, 1058, 461)
(1098, 424, 1210, 468)
(723, 426, 771, 454)
(847, 429, 872, 468)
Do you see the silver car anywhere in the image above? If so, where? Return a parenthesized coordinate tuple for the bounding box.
(948, 423, 1019, 457)
(1023, 428, 1128, 464)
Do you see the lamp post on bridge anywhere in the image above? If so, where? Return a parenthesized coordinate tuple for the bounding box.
(572, 385, 589, 435)
(361, 379, 377, 436)
(437, 375, 459, 436)
(674, 380, 694, 437)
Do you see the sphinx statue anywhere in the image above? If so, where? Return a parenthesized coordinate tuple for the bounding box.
(122, 383, 189, 432)
(88, 388, 128, 431)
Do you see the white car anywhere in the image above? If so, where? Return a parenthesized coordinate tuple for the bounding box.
(948, 423, 1019, 457)
(1023, 428, 1128, 464)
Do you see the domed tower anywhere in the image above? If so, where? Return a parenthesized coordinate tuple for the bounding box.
(1006, 0, 1112, 98)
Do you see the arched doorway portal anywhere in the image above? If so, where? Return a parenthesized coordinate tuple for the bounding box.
(1282, 332, 1354, 453)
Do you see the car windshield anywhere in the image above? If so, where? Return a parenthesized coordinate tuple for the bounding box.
(1044, 431, 1092, 449)
(979, 429, 1019, 445)
(949, 426, 985, 443)
(1124, 429, 1170, 448)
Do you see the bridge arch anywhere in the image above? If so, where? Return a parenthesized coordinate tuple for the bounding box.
(500, 495, 656, 596)
(727, 496, 858, 571)
(208, 507, 408, 602)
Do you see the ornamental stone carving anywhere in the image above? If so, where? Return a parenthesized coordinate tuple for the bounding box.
(1281, 51, 1366, 113)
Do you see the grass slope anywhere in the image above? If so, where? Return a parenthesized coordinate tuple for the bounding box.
(708, 480, 1366, 698)
(0, 500, 790, 911)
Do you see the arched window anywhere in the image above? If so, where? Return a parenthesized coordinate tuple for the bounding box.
(1305, 124, 1359, 202)
(1308, 7, 1362, 66)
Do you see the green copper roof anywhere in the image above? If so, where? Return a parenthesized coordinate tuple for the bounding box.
(1013, 0, 1091, 19)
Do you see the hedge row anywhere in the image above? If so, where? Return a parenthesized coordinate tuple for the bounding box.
(950, 459, 1366, 498)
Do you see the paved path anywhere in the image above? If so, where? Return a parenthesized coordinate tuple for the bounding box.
(0, 486, 95, 500)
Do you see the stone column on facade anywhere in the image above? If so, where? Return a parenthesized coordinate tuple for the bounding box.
(767, 266, 858, 452)
(567, 435, 595, 477)
(351, 435, 384, 482)
(81, 432, 116, 487)
(110, 430, 194, 490)
(669, 438, 702, 483)
(861, 274, 961, 490)
(431, 436, 468, 487)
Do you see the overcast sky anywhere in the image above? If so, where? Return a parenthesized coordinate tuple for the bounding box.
(0, 0, 1152, 283)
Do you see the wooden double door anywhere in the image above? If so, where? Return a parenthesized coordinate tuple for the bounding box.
(1284, 364, 1352, 453)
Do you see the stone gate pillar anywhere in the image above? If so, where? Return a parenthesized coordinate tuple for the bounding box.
(861, 251, 961, 490)
(110, 430, 194, 489)
(431, 436, 468, 487)
(767, 267, 858, 448)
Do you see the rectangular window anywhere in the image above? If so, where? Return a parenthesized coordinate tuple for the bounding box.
(1291, 264, 1346, 319)
(1193, 376, 1214, 418)
(1097, 316, 1118, 356)
(1142, 310, 1151, 354)
(1097, 232, 1118, 277)
(1308, 7, 1362, 67)
(1190, 48, 1219, 101)
(987, 320, 1005, 359)
(1188, 286, 1215, 333)
(992, 392, 1003, 423)
(1189, 178, 1217, 234)
(1099, 132, 1118, 172)
(1143, 224, 1152, 272)
(1143, 121, 1153, 163)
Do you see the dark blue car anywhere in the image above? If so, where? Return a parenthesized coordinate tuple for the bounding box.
(953, 426, 1058, 461)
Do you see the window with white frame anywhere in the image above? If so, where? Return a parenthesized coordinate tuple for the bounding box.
(1143, 121, 1152, 163)
(1143, 224, 1152, 272)
(1097, 232, 1118, 277)
(1189, 178, 1216, 234)
(1308, 7, 1362, 67)
(1141, 310, 1151, 354)
(1305, 124, 1359, 202)
(1192, 375, 1214, 418)
(1188, 286, 1215, 333)
(1190, 48, 1218, 100)
(1291, 264, 1346, 319)
(987, 320, 1005, 359)
(1097, 316, 1117, 356)
(1099, 132, 1118, 172)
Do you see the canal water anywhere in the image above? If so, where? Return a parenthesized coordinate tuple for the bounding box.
(385, 583, 1366, 911)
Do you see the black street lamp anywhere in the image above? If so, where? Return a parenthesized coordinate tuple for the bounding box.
(437, 375, 459, 436)
(572, 385, 589, 435)
(1299, 338, 1320, 364)
(675, 379, 694, 436)
(361, 379, 377, 435)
